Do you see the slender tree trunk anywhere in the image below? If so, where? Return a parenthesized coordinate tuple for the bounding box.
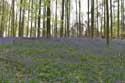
(121, 0, 124, 39)
(101, 4, 103, 38)
(106, 0, 110, 45)
(18, 0, 23, 37)
(26, 0, 30, 37)
(91, 0, 94, 38)
(21, 2, 25, 37)
(11, 0, 15, 37)
(101, 17, 103, 37)
(96, 0, 99, 37)
(68, 0, 71, 37)
(54, 0, 58, 37)
(75, 0, 79, 37)
(30, 0, 33, 37)
(117, 0, 120, 38)
(42, 2, 46, 37)
(15, 12, 18, 37)
(46, 0, 51, 38)
(60, 0, 65, 37)
(87, 0, 90, 37)
(66, 0, 70, 37)
(8, 15, 11, 37)
(34, 3, 37, 37)
(0, 0, 4, 37)
(37, 0, 41, 38)
(79, 0, 81, 37)
(110, 0, 113, 39)
(104, 0, 106, 38)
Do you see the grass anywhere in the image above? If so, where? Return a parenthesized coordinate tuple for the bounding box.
(0, 40, 125, 83)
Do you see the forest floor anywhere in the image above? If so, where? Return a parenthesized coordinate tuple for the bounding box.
(0, 38, 125, 83)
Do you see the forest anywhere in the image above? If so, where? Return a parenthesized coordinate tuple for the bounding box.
(0, 0, 125, 41)
(0, 0, 125, 83)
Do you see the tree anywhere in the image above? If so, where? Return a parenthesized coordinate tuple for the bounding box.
(87, 0, 90, 37)
(42, 0, 46, 37)
(0, 0, 5, 37)
(91, 0, 94, 38)
(46, 0, 51, 38)
(65, 0, 70, 37)
(1, 0, 125, 40)
(26, 0, 30, 37)
(30, 0, 33, 37)
(121, 0, 125, 38)
(21, 0, 26, 37)
(104, 0, 106, 38)
(78, 0, 81, 37)
(18, 0, 23, 37)
(60, 0, 65, 37)
(96, 0, 99, 36)
(110, 0, 113, 38)
(106, 0, 110, 45)
(37, 0, 41, 38)
(54, 0, 58, 37)
(117, 0, 120, 38)
(76, 0, 78, 37)
(11, 0, 15, 37)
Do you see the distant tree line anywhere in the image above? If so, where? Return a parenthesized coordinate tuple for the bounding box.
(0, 0, 125, 43)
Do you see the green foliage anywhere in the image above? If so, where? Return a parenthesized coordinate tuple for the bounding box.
(0, 41, 125, 83)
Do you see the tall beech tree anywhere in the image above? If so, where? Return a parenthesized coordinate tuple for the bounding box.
(78, 0, 81, 37)
(87, 0, 90, 37)
(106, 0, 110, 45)
(91, 0, 94, 38)
(46, 0, 51, 38)
(18, 0, 23, 37)
(117, 0, 120, 38)
(11, 0, 15, 37)
(42, 0, 46, 37)
(37, 0, 41, 38)
(60, 0, 65, 37)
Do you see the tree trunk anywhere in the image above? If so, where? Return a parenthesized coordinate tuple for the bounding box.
(117, 0, 120, 38)
(46, 0, 51, 38)
(11, 0, 15, 37)
(42, 1, 46, 38)
(110, 0, 113, 39)
(54, 0, 58, 37)
(79, 0, 81, 37)
(60, 0, 65, 37)
(18, 0, 23, 37)
(37, 0, 41, 38)
(106, 0, 110, 45)
(91, 0, 94, 38)
(87, 0, 90, 37)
